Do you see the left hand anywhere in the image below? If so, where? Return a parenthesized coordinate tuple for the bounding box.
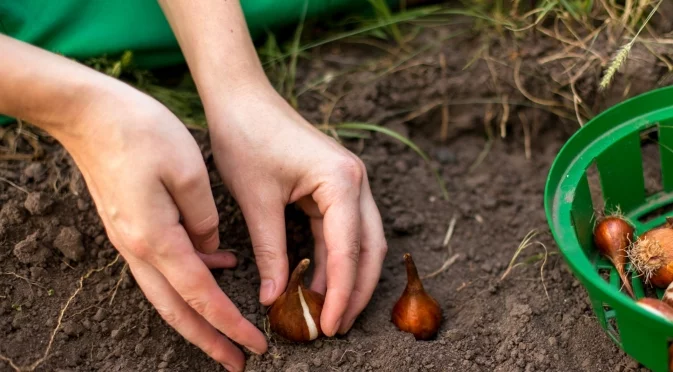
(207, 83, 388, 336)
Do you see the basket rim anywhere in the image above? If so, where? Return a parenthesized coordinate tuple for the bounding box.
(544, 85, 673, 330)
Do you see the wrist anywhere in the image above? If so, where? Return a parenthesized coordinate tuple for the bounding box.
(48, 76, 136, 141)
(196, 66, 274, 113)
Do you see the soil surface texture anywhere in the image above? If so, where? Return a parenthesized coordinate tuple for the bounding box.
(2, 16, 672, 372)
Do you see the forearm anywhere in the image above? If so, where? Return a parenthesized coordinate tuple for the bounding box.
(157, 0, 272, 112)
(0, 35, 129, 141)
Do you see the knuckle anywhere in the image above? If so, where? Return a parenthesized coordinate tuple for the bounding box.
(185, 294, 213, 319)
(123, 229, 152, 259)
(355, 157, 367, 175)
(252, 242, 281, 265)
(336, 157, 364, 187)
(224, 315, 248, 342)
(155, 305, 182, 329)
(190, 214, 219, 239)
(335, 244, 360, 266)
(201, 337, 228, 363)
(173, 167, 206, 192)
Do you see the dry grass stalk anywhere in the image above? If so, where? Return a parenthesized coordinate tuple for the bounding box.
(0, 176, 28, 194)
(519, 112, 532, 160)
(499, 95, 510, 138)
(423, 215, 460, 279)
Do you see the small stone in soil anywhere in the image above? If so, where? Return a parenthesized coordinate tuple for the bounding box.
(53, 227, 85, 261)
(24, 192, 54, 215)
(548, 337, 557, 347)
(76, 198, 89, 211)
(135, 343, 145, 356)
(92, 308, 107, 322)
(94, 234, 106, 246)
(62, 321, 83, 337)
(111, 329, 123, 340)
(312, 358, 322, 367)
(162, 348, 176, 363)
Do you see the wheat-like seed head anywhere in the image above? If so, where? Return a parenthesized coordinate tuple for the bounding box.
(599, 43, 633, 91)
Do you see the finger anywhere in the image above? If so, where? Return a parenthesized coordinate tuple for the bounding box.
(127, 259, 245, 372)
(239, 196, 288, 305)
(197, 250, 238, 269)
(317, 188, 361, 337)
(296, 197, 328, 294)
(163, 164, 220, 254)
(308, 218, 328, 294)
(149, 226, 267, 355)
(338, 178, 387, 334)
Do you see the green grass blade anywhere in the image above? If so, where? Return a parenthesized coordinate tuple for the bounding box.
(368, 0, 405, 45)
(334, 122, 449, 200)
(262, 5, 442, 66)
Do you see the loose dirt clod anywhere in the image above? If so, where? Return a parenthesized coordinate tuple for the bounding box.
(53, 227, 85, 262)
(13, 232, 50, 265)
(0, 202, 26, 226)
(24, 192, 54, 216)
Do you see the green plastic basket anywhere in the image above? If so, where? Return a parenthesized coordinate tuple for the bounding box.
(545, 86, 673, 372)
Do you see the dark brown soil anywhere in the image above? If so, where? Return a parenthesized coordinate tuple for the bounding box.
(2, 17, 672, 372)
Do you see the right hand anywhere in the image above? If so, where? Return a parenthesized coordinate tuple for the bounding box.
(61, 82, 266, 372)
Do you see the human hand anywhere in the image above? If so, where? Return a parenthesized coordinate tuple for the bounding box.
(62, 84, 266, 371)
(207, 83, 388, 337)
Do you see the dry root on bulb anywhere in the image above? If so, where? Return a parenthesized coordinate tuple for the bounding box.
(268, 258, 324, 342)
(391, 253, 442, 340)
(593, 216, 635, 297)
(629, 221, 673, 288)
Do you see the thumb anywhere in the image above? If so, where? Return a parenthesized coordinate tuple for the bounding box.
(240, 197, 288, 306)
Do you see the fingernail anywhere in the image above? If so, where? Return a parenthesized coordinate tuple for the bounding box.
(260, 279, 275, 303)
(221, 363, 235, 372)
(246, 345, 264, 355)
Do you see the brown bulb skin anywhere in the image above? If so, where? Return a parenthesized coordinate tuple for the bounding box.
(664, 282, 673, 309)
(637, 298, 673, 322)
(632, 226, 673, 288)
(268, 259, 324, 343)
(392, 253, 442, 340)
(593, 216, 635, 297)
